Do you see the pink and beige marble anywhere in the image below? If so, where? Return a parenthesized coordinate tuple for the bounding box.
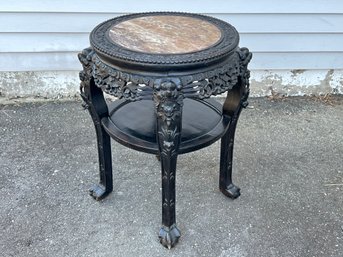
(108, 15, 222, 54)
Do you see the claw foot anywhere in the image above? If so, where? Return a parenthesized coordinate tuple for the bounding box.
(220, 183, 241, 199)
(89, 184, 110, 201)
(159, 224, 181, 249)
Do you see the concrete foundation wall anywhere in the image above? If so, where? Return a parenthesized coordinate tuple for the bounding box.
(251, 69, 343, 96)
(1, 70, 342, 101)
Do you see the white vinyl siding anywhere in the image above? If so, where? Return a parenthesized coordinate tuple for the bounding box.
(1, 0, 343, 71)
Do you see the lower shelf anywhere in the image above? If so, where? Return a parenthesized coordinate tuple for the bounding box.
(102, 98, 230, 154)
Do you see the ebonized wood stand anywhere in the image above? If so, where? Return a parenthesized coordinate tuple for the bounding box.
(78, 12, 252, 249)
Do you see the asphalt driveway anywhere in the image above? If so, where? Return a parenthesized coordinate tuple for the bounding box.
(0, 96, 342, 257)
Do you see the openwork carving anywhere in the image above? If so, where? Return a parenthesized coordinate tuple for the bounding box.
(78, 48, 94, 93)
(79, 47, 252, 103)
(181, 47, 252, 100)
(92, 55, 153, 101)
(78, 47, 95, 109)
(238, 47, 252, 108)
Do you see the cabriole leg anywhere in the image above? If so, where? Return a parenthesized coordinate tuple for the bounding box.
(219, 108, 242, 199)
(219, 80, 248, 199)
(154, 80, 183, 249)
(79, 48, 113, 201)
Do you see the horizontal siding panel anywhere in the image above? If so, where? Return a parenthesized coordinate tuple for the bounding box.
(1, 0, 343, 14)
(0, 33, 89, 52)
(0, 52, 82, 71)
(1, 13, 343, 33)
(1, 1, 343, 72)
(214, 14, 343, 34)
(0, 13, 118, 33)
(1, 52, 343, 71)
(2, 33, 343, 53)
(240, 33, 343, 52)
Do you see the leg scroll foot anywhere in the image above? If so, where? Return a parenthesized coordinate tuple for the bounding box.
(220, 183, 241, 199)
(159, 224, 181, 249)
(89, 184, 111, 201)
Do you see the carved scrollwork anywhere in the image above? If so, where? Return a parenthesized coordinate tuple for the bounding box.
(153, 79, 183, 158)
(78, 47, 94, 92)
(181, 47, 252, 100)
(238, 47, 253, 108)
(78, 46, 252, 104)
(78, 47, 95, 108)
(91, 55, 153, 101)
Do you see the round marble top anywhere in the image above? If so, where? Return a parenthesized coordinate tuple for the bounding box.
(90, 12, 239, 71)
(108, 15, 222, 54)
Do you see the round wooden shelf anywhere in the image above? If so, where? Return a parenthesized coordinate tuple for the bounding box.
(101, 98, 231, 154)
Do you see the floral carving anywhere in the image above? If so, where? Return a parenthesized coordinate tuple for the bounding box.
(78, 47, 94, 92)
(181, 47, 252, 100)
(238, 47, 252, 108)
(153, 80, 183, 238)
(163, 198, 175, 208)
(78, 47, 95, 109)
(91, 55, 152, 101)
(153, 80, 183, 158)
(78, 47, 252, 104)
(158, 127, 180, 158)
